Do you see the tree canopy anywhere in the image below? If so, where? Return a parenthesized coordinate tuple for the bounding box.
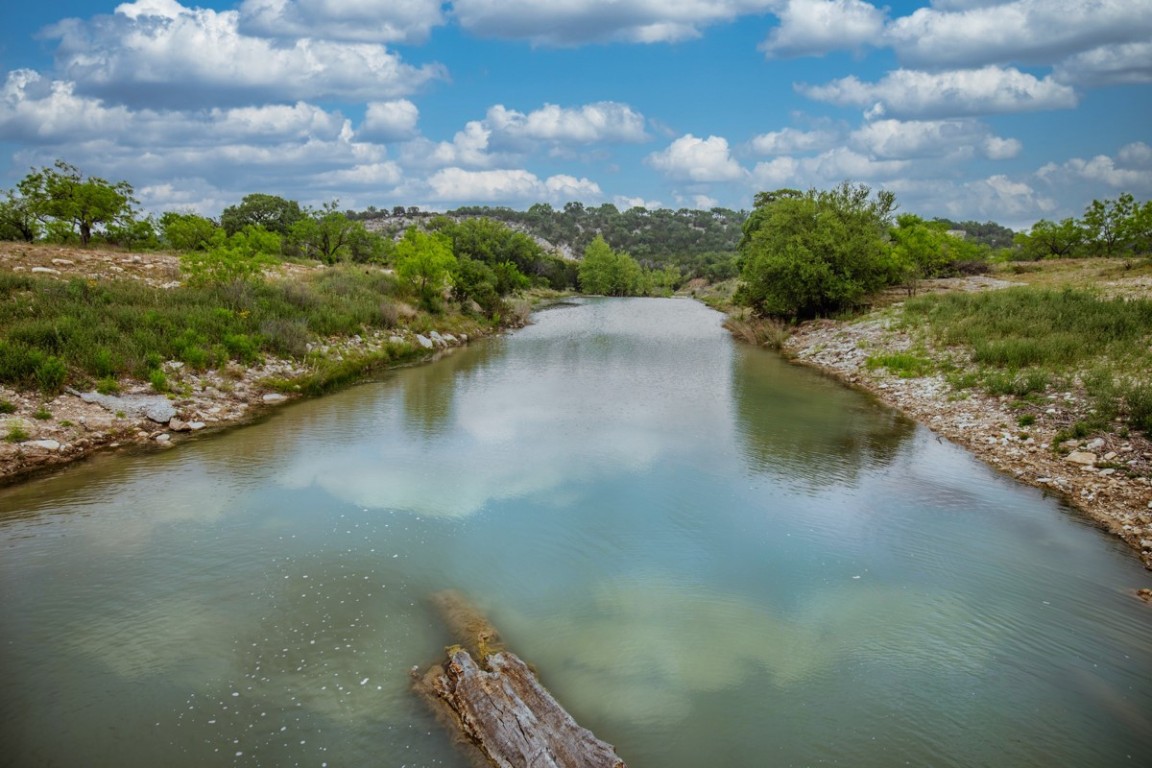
(578, 235, 642, 296)
(737, 183, 900, 319)
(220, 193, 303, 237)
(16, 161, 136, 246)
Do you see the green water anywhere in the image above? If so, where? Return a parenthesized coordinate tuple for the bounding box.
(1, 297, 1151, 767)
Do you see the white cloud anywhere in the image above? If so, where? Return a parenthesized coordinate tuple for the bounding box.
(485, 102, 648, 144)
(1053, 41, 1152, 86)
(760, 0, 887, 58)
(313, 162, 404, 188)
(799, 66, 1078, 118)
(647, 134, 745, 182)
(359, 100, 420, 142)
(750, 126, 839, 155)
(886, 0, 1152, 69)
(1037, 150, 1152, 192)
(238, 0, 445, 44)
(422, 168, 601, 203)
(615, 195, 663, 210)
(750, 147, 909, 189)
(45, 0, 445, 108)
(849, 118, 1019, 160)
(401, 120, 495, 168)
(690, 193, 720, 209)
(450, 0, 776, 46)
(0, 70, 133, 142)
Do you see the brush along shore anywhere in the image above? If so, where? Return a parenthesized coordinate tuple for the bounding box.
(0, 243, 532, 485)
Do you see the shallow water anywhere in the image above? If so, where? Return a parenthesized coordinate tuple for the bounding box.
(2, 297, 1151, 767)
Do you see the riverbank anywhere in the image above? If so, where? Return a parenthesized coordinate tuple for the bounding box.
(766, 268, 1152, 580)
(0, 243, 527, 485)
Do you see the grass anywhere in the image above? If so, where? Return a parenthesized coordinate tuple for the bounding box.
(0, 266, 498, 395)
(865, 352, 934, 378)
(902, 287, 1152, 436)
(5, 420, 30, 443)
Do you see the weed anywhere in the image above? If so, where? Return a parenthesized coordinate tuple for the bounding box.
(1017, 413, 1036, 427)
(149, 369, 168, 393)
(32, 406, 52, 420)
(865, 353, 933, 378)
(96, 377, 121, 396)
(0, 400, 15, 414)
(5, 421, 30, 443)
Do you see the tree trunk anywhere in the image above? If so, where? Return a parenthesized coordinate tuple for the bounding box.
(412, 590, 627, 768)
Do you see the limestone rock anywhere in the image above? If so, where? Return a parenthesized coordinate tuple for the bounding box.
(416, 334, 434, 349)
(27, 439, 61, 451)
(75, 390, 177, 423)
(1065, 451, 1097, 466)
(262, 393, 288, 404)
(168, 418, 191, 432)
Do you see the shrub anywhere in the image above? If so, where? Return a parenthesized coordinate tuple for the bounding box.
(35, 356, 67, 394)
(0, 400, 15, 414)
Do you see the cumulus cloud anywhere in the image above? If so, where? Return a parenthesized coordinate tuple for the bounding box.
(799, 66, 1078, 118)
(238, 0, 445, 44)
(44, 0, 445, 108)
(849, 118, 1020, 160)
(647, 134, 745, 182)
(450, 0, 776, 46)
(615, 195, 663, 210)
(886, 0, 1152, 69)
(750, 126, 839, 155)
(359, 100, 420, 142)
(760, 0, 887, 58)
(485, 102, 648, 145)
(422, 168, 601, 203)
(1053, 41, 1152, 86)
(1037, 146, 1152, 192)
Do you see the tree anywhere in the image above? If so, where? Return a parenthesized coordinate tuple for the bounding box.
(737, 183, 899, 319)
(17, 161, 136, 246)
(395, 227, 457, 311)
(290, 200, 383, 264)
(579, 235, 642, 295)
(890, 214, 984, 280)
(0, 193, 39, 242)
(220, 193, 303, 237)
(1013, 218, 1085, 259)
(160, 211, 219, 251)
(1082, 194, 1137, 256)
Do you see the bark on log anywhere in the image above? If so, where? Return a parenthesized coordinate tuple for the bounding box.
(413, 591, 627, 768)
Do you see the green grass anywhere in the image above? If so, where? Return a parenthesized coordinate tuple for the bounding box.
(865, 352, 934, 378)
(5, 420, 29, 443)
(0, 266, 491, 394)
(903, 287, 1152, 436)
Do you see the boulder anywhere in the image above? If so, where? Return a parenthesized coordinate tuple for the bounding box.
(1065, 451, 1097, 466)
(416, 334, 434, 349)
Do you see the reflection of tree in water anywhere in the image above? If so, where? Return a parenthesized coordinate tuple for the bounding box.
(399, 341, 499, 439)
(732, 345, 914, 489)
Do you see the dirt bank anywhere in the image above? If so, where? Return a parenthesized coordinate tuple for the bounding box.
(777, 275, 1152, 578)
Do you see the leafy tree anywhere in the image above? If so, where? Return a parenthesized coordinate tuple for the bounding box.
(1082, 194, 1137, 256)
(0, 193, 39, 242)
(104, 215, 160, 251)
(579, 235, 642, 295)
(160, 211, 219, 251)
(890, 214, 984, 280)
(395, 227, 456, 311)
(737, 183, 899, 319)
(220, 193, 303, 237)
(1013, 218, 1086, 259)
(451, 257, 502, 315)
(290, 200, 383, 264)
(17, 161, 136, 246)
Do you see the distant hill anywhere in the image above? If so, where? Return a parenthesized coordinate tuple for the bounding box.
(350, 203, 748, 282)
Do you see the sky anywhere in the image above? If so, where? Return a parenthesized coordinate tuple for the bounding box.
(0, 0, 1149, 229)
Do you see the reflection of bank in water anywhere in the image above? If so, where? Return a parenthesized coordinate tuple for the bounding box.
(733, 344, 915, 489)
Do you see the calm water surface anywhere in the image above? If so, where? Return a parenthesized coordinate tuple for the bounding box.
(2, 298, 1151, 767)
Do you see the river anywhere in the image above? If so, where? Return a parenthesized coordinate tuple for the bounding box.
(2, 297, 1151, 767)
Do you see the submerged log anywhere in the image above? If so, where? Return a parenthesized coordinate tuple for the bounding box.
(413, 590, 626, 768)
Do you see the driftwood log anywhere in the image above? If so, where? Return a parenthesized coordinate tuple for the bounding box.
(412, 590, 627, 768)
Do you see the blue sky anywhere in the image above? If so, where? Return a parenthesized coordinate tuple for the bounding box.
(1, 0, 1149, 228)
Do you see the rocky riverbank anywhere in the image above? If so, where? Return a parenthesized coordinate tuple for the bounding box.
(0, 244, 514, 485)
(776, 276, 1152, 583)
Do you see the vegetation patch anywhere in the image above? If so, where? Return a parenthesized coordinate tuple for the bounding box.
(864, 353, 934, 378)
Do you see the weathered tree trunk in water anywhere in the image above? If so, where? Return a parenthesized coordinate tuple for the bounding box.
(412, 590, 627, 768)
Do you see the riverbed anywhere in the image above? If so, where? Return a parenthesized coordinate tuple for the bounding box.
(2, 297, 1151, 767)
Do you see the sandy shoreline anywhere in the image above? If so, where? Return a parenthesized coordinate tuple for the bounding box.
(778, 297, 1152, 579)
